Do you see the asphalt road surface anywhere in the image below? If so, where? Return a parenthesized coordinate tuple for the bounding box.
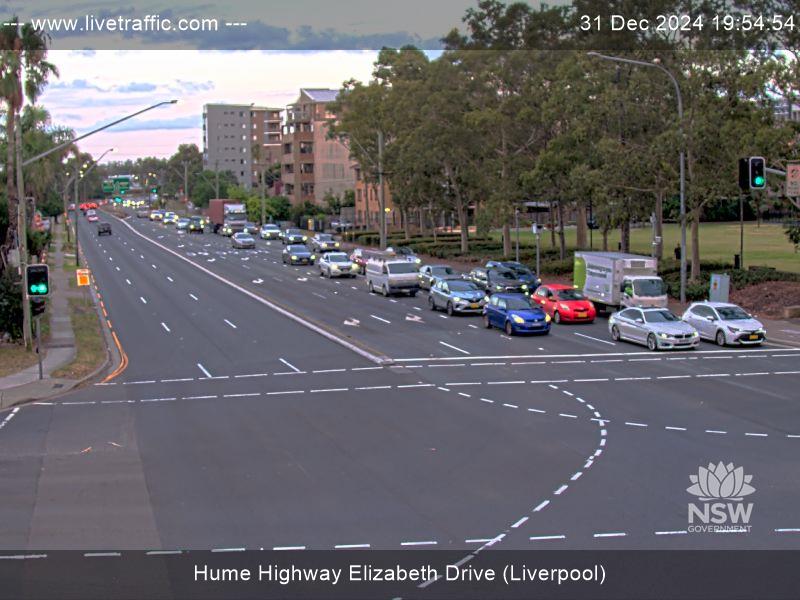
(2, 209, 799, 563)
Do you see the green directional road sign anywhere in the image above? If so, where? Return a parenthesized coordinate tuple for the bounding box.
(102, 180, 114, 193)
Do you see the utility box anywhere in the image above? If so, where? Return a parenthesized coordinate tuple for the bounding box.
(709, 273, 730, 303)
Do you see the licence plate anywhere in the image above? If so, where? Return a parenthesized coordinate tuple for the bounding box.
(748, 334, 759, 340)
(470, 303, 480, 309)
(576, 312, 587, 318)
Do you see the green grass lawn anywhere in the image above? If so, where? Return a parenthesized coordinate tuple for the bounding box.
(491, 222, 799, 272)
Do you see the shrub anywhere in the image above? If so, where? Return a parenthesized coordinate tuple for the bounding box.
(0, 270, 23, 340)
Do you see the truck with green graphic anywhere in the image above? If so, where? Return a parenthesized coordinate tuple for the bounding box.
(573, 252, 667, 312)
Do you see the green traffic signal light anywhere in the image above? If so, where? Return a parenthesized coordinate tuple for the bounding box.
(29, 283, 48, 294)
(26, 264, 49, 297)
(753, 176, 765, 186)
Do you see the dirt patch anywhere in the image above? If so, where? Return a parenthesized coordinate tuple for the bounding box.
(730, 281, 800, 319)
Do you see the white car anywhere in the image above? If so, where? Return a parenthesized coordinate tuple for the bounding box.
(609, 307, 699, 351)
(318, 252, 359, 278)
(260, 223, 281, 240)
(682, 302, 766, 346)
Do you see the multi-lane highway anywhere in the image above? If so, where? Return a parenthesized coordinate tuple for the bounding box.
(2, 208, 799, 564)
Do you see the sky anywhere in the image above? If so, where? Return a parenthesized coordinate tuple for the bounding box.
(38, 50, 381, 162)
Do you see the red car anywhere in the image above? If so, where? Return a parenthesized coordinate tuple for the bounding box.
(531, 283, 596, 324)
(349, 248, 368, 274)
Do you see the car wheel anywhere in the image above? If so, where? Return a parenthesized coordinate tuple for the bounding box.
(368, 281, 374, 293)
(611, 325, 621, 341)
(504, 321, 514, 336)
(483, 315, 492, 329)
(409, 291, 417, 298)
(647, 333, 658, 351)
(382, 284, 389, 297)
(715, 329, 727, 347)
(553, 311, 561, 324)
(446, 302, 455, 316)
(428, 295, 436, 311)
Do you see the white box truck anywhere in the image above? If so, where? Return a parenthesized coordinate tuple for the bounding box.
(573, 252, 668, 312)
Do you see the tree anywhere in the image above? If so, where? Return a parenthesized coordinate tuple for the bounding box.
(0, 17, 58, 269)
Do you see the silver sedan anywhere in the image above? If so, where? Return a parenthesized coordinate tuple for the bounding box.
(609, 307, 699, 351)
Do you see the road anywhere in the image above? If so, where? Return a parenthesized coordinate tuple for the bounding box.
(1, 208, 799, 593)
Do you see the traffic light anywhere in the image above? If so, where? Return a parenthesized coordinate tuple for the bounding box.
(749, 157, 766, 189)
(30, 297, 46, 317)
(26, 264, 49, 297)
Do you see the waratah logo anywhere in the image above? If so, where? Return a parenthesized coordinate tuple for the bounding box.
(687, 462, 755, 501)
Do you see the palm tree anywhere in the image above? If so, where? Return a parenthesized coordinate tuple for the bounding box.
(20, 105, 74, 209)
(0, 17, 58, 268)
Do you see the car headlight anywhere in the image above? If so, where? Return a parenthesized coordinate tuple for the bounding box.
(291, 255, 298, 260)
(415, 258, 421, 264)
(559, 303, 570, 311)
(511, 315, 525, 324)
(335, 242, 340, 247)
(728, 326, 740, 333)
(495, 285, 503, 290)
(311, 255, 316, 260)
(331, 265, 340, 270)
(544, 314, 552, 323)
(302, 236, 308, 241)
(659, 333, 668, 339)
(692, 331, 699, 336)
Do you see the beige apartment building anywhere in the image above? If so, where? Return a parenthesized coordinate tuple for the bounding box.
(203, 103, 282, 191)
(281, 89, 355, 206)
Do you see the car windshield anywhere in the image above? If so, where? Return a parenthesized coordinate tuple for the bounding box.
(644, 310, 679, 323)
(86, 210, 96, 215)
(288, 245, 307, 252)
(234, 233, 251, 239)
(387, 262, 417, 274)
(557, 289, 586, 301)
(328, 254, 349, 263)
(431, 266, 455, 276)
(449, 280, 479, 292)
(318, 234, 333, 241)
(263, 224, 278, 230)
(179, 218, 189, 223)
(191, 217, 202, 222)
(717, 306, 750, 320)
(506, 297, 534, 310)
(489, 271, 516, 282)
(508, 263, 532, 275)
(633, 278, 665, 297)
(287, 230, 301, 235)
(226, 211, 247, 220)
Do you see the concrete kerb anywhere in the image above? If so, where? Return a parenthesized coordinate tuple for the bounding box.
(110, 210, 393, 366)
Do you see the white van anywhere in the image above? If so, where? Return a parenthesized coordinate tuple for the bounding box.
(366, 257, 420, 297)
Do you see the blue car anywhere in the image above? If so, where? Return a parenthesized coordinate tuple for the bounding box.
(483, 293, 551, 336)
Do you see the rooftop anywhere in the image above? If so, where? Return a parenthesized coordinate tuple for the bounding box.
(301, 88, 339, 103)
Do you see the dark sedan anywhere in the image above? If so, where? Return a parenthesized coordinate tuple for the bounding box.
(231, 232, 256, 249)
(283, 229, 308, 245)
(282, 244, 316, 265)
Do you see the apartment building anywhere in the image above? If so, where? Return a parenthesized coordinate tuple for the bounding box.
(281, 89, 355, 206)
(773, 98, 800, 123)
(203, 103, 282, 191)
(353, 164, 399, 230)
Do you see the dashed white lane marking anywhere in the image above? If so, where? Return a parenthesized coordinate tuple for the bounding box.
(559, 413, 578, 419)
(511, 517, 529, 529)
(146, 550, 182, 555)
(160, 322, 171, 333)
(223, 318, 237, 329)
(223, 393, 261, 398)
(533, 500, 550, 512)
(400, 541, 437, 546)
(665, 426, 687, 431)
(775, 528, 800, 533)
(310, 388, 349, 394)
(705, 429, 727, 435)
(593, 532, 626, 538)
(465, 538, 494, 544)
(189, 293, 198, 301)
(439, 341, 470, 355)
(502, 403, 518, 409)
(273, 546, 306, 551)
(125, 279, 132, 285)
(0, 407, 20, 431)
(84, 552, 121, 557)
(211, 548, 245, 553)
(151, 264, 157, 269)
(530, 535, 566, 541)
(0, 554, 47, 560)
(184, 395, 217, 400)
(334, 544, 370, 549)
(655, 530, 688, 536)
(554, 484, 568, 495)
(139, 296, 147, 304)
(279, 358, 301, 373)
(625, 421, 648, 427)
(196, 363, 212, 378)
(166, 276, 173, 282)
(745, 432, 768, 437)
(369, 314, 391, 324)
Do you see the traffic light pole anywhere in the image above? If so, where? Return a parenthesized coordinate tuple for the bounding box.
(15, 114, 32, 349)
(36, 315, 43, 380)
(74, 173, 80, 267)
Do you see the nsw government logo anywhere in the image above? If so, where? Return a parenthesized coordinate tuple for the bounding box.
(687, 462, 755, 533)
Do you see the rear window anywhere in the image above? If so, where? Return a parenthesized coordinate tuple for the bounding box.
(387, 262, 417, 274)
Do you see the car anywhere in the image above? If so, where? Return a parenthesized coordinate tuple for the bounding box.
(350, 248, 368, 274)
(68, 203, 76, 212)
(242, 221, 258, 235)
(531, 284, 596, 324)
(149, 210, 164, 221)
(231, 232, 256, 249)
(469, 267, 528, 294)
(487, 261, 541, 290)
(220, 224, 235, 236)
(318, 252, 358, 278)
(429, 278, 486, 315)
(331, 220, 353, 233)
(418, 265, 458, 290)
(483, 293, 551, 336)
(609, 307, 700, 351)
(96, 222, 112, 236)
(86, 209, 99, 223)
(260, 223, 281, 240)
(162, 211, 178, 224)
(282, 244, 315, 265)
(387, 245, 421, 265)
(283, 228, 308, 245)
(176, 217, 191, 231)
(366, 257, 420, 297)
(682, 301, 766, 346)
(310, 233, 341, 253)
(136, 208, 150, 218)
(188, 216, 205, 233)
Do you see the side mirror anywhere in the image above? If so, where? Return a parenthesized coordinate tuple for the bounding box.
(635, 318, 645, 324)
(706, 316, 715, 322)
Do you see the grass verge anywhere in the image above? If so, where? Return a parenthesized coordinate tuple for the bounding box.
(0, 345, 38, 378)
(52, 296, 106, 380)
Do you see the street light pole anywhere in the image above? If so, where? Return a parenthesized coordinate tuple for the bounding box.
(515, 207, 520, 262)
(377, 130, 387, 250)
(587, 52, 687, 304)
(75, 148, 114, 267)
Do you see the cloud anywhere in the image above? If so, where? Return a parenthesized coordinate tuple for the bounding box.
(78, 114, 200, 133)
(116, 81, 158, 92)
(47, 78, 107, 92)
(169, 79, 215, 93)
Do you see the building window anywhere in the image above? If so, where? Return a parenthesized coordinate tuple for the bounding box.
(300, 163, 314, 174)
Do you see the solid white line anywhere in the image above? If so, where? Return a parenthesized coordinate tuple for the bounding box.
(574, 332, 616, 346)
(593, 532, 626, 538)
(370, 314, 391, 324)
(223, 318, 237, 329)
(511, 516, 529, 529)
(196, 363, 212, 378)
(438, 341, 470, 355)
(279, 358, 301, 372)
(161, 322, 171, 333)
(530, 535, 565, 541)
(533, 500, 550, 512)
(401, 541, 438, 546)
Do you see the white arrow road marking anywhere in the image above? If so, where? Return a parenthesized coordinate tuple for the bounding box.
(406, 314, 423, 323)
(344, 318, 360, 327)
(252, 278, 264, 284)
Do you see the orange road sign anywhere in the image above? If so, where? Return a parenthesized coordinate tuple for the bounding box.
(76, 268, 90, 287)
